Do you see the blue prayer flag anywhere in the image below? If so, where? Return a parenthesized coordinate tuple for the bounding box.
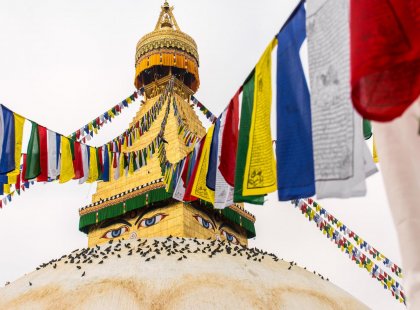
(276, 2, 315, 201)
(0, 105, 16, 174)
(102, 145, 110, 182)
(206, 118, 220, 191)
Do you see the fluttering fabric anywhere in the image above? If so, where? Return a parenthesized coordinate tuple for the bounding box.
(78, 143, 89, 184)
(183, 137, 205, 202)
(7, 114, 24, 184)
(37, 125, 49, 182)
(219, 89, 241, 187)
(214, 110, 234, 209)
(86, 146, 98, 183)
(242, 39, 278, 196)
(25, 122, 41, 180)
(47, 129, 60, 180)
(306, 0, 377, 198)
(173, 143, 199, 201)
(276, 2, 315, 201)
(206, 117, 220, 191)
(351, 1, 420, 122)
(0, 105, 15, 174)
(373, 99, 420, 308)
(191, 125, 215, 203)
(72, 141, 84, 180)
(234, 74, 264, 205)
(59, 136, 75, 183)
(102, 145, 110, 182)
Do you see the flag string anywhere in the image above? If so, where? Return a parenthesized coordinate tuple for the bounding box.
(292, 199, 406, 304)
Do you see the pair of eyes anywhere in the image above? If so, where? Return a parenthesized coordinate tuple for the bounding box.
(193, 215, 239, 245)
(101, 213, 167, 239)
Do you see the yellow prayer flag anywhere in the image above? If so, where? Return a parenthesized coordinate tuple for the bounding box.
(3, 184, 10, 194)
(191, 124, 215, 203)
(86, 147, 98, 183)
(128, 153, 134, 175)
(59, 136, 75, 183)
(119, 152, 125, 177)
(373, 135, 379, 163)
(7, 114, 25, 184)
(242, 38, 278, 196)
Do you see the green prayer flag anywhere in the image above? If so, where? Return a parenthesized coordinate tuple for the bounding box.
(233, 73, 265, 205)
(363, 119, 372, 140)
(25, 122, 41, 179)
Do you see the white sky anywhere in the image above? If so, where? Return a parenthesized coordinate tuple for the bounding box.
(0, 1, 404, 309)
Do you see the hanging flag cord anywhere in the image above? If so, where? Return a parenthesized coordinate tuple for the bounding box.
(69, 88, 145, 142)
(291, 199, 406, 305)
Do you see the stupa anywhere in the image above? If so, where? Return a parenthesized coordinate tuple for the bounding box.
(0, 3, 367, 309)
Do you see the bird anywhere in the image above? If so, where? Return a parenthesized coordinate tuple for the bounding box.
(81, 271, 85, 277)
(76, 266, 81, 270)
(98, 260, 103, 264)
(53, 264, 57, 269)
(288, 266, 292, 270)
(177, 257, 183, 261)
(29, 282, 32, 286)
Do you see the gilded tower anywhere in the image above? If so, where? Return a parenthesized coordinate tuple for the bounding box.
(78, 2, 256, 247)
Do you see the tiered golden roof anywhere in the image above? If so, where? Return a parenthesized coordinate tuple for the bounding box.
(134, 1, 200, 92)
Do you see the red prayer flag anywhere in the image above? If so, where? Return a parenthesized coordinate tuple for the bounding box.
(37, 125, 49, 182)
(219, 88, 241, 186)
(351, 0, 420, 121)
(21, 154, 28, 183)
(73, 141, 84, 180)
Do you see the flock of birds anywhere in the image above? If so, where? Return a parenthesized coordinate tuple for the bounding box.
(5, 236, 330, 287)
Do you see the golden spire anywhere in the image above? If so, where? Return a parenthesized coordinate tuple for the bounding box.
(134, 2, 200, 92)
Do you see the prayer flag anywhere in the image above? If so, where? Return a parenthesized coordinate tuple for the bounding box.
(234, 74, 264, 205)
(184, 137, 206, 201)
(363, 120, 372, 140)
(47, 130, 60, 180)
(59, 136, 75, 183)
(214, 110, 234, 209)
(25, 122, 41, 180)
(173, 154, 189, 201)
(307, 0, 378, 198)
(276, 2, 315, 200)
(191, 125, 215, 203)
(242, 39, 278, 196)
(7, 113, 25, 184)
(87, 146, 98, 183)
(206, 117, 220, 190)
(102, 145, 110, 182)
(351, 1, 420, 121)
(37, 125, 49, 182)
(72, 141, 84, 180)
(113, 152, 120, 180)
(78, 143, 89, 184)
(219, 89, 241, 187)
(0, 105, 15, 174)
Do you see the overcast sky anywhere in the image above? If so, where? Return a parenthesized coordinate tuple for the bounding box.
(0, 1, 404, 309)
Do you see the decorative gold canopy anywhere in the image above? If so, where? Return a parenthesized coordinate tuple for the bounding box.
(134, 1, 200, 92)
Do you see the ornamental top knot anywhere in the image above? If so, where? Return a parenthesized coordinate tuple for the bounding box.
(134, 2, 200, 92)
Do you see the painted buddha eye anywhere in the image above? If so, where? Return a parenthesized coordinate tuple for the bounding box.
(139, 213, 167, 228)
(102, 225, 129, 239)
(220, 229, 239, 245)
(193, 215, 214, 230)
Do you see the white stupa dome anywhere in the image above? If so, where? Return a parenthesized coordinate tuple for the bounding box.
(0, 238, 367, 309)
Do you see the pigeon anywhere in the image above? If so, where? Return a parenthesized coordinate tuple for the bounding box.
(81, 271, 85, 277)
(76, 266, 81, 270)
(29, 282, 32, 286)
(98, 260, 103, 264)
